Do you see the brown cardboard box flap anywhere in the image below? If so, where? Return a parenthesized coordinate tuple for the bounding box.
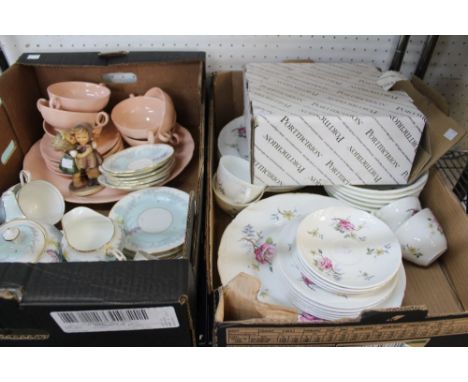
(393, 80, 467, 182)
(217, 273, 298, 324)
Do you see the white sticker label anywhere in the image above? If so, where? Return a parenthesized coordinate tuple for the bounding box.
(377, 71, 408, 91)
(50, 307, 179, 333)
(444, 128, 458, 141)
(26, 54, 41, 60)
(61, 157, 75, 169)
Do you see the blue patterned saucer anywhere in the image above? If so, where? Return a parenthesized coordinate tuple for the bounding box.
(109, 187, 189, 254)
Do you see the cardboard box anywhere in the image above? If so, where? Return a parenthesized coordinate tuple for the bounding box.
(207, 71, 468, 346)
(244, 63, 466, 186)
(0, 51, 205, 346)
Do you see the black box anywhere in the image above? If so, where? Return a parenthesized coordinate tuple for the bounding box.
(0, 51, 205, 346)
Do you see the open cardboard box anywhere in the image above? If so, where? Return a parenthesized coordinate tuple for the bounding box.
(207, 71, 468, 346)
(0, 52, 205, 346)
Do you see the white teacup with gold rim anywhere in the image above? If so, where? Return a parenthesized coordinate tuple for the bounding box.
(61, 207, 125, 262)
(1, 170, 65, 225)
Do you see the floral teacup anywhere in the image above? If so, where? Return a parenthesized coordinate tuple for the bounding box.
(61, 207, 125, 262)
(396, 208, 447, 267)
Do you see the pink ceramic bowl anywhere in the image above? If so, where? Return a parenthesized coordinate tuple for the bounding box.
(37, 98, 109, 130)
(111, 88, 176, 141)
(47, 81, 111, 112)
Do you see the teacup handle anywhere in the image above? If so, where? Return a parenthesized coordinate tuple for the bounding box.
(36, 98, 48, 111)
(49, 96, 61, 110)
(94, 111, 109, 128)
(157, 131, 180, 146)
(107, 248, 126, 261)
(19, 170, 31, 186)
(147, 130, 156, 144)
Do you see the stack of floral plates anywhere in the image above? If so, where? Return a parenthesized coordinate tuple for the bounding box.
(98, 144, 175, 191)
(218, 194, 406, 321)
(324, 173, 429, 212)
(109, 187, 189, 259)
(280, 206, 404, 320)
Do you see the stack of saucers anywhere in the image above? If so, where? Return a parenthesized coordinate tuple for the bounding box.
(98, 144, 175, 191)
(324, 173, 429, 212)
(109, 187, 189, 260)
(279, 206, 405, 320)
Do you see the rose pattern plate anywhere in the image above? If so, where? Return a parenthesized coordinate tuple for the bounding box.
(296, 206, 402, 290)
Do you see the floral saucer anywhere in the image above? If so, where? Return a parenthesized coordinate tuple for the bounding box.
(217, 116, 249, 160)
(0, 219, 63, 263)
(296, 206, 402, 291)
(109, 187, 189, 255)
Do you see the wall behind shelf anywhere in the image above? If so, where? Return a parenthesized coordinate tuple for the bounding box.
(1, 35, 466, 148)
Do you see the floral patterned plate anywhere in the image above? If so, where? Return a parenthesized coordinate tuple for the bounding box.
(296, 206, 402, 291)
(279, 246, 401, 316)
(109, 187, 189, 255)
(218, 193, 349, 307)
(286, 265, 406, 320)
(217, 116, 249, 160)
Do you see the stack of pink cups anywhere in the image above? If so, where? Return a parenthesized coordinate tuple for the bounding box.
(36, 81, 123, 177)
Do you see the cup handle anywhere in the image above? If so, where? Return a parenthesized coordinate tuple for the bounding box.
(49, 96, 61, 110)
(157, 131, 180, 146)
(107, 248, 126, 261)
(19, 170, 31, 186)
(94, 111, 109, 128)
(147, 130, 156, 144)
(36, 98, 48, 111)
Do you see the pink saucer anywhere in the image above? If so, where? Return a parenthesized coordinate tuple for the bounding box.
(24, 141, 129, 204)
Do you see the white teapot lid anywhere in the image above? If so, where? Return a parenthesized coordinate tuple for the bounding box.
(0, 219, 47, 262)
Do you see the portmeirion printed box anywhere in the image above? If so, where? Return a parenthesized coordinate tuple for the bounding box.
(244, 63, 427, 186)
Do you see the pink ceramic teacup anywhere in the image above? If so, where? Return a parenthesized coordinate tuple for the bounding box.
(47, 81, 111, 112)
(111, 87, 178, 144)
(37, 98, 109, 132)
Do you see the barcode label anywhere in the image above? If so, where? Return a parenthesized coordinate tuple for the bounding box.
(50, 307, 179, 333)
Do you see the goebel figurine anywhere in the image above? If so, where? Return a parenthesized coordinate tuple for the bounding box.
(52, 123, 104, 196)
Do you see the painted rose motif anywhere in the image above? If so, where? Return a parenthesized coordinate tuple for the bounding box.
(241, 224, 276, 272)
(301, 273, 315, 290)
(255, 241, 275, 265)
(311, 249, 342, 281)
(406, 208, 420, 217)
(236, 127, 247, 138)
(298, 312, 322, 322)
(332, 217, 365, 241)
(319, 256, 333, 270)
